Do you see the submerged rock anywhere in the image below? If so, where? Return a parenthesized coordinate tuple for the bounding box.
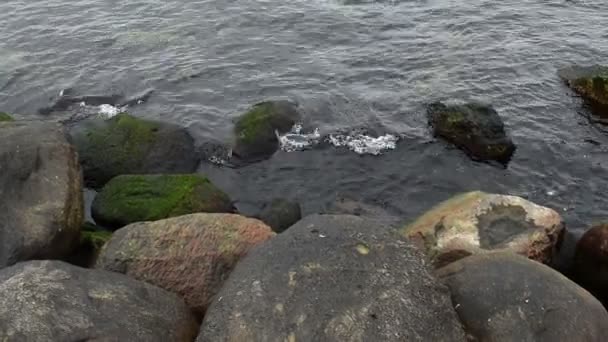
(0, 112, 13, 121)
(0, 260, 198, 341)
(96, 213, 274, 316)
(559, 65, 608, 117)
(401, 191, 564, 268)
(0, 122, 83, 268)
(427, 102, 516, 164)
(198, 214, 466, 341)
(92, 174, 234, 229)
(258, 198, 302, 233)
(437, 253, 608, 342)
(69, 113, 199, 188)
(572, 223, 608, 305)
(232, 101, 300, 161)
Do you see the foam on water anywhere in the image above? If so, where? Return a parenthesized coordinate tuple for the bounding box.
(98, 104, 121, 118)
(279, 124, 321, 152)
(328, 133, 398, 155)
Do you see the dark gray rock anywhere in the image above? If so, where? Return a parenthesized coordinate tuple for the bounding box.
(0, 122, 83, 268)
(572, 223, 608, 306)
(0, 260, 199, 341)
(324, 195, 402, 228)
(69, 113, 199, 189)
(437, 252, 608, 342)
(198, 214, 466, 342)
(558, 65, 608, 118)
(258, 199, 302, 233)
(428, 102, 516, 164)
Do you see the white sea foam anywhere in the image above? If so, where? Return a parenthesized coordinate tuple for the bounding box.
(98, 104, 122, 118)
(278, 124, 321, 152)
(328, 133, 398, 155)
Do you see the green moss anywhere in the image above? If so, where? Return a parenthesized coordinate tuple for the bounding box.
(574, 74, 608, 104)
(92, 174, 233, 228)
(235, 102, 279, 145)
(82, 229, 113, 250)
(0, 112, 14, 122)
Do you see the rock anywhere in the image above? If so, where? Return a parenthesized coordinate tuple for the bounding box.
(401, 191, 564, 268)
(427, 102, 516, 164)
(0, 112, 13, 121)
(64, 222, 112, 267)
(96, 213, 274, 317)
(232, 101, 300, 161)
(0, 122, 83, 268)
(69, 113, 199, 189)
(559, 65, 608, 117)
(258, 199, 302, 233)
(572, 223, 608, 305)
(0, 260, 198, 341)
(198, 214, 466, 341)
(91, 174, 234, 229)
(437, 252, 608, 341)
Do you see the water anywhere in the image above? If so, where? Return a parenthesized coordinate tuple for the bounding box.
(1, 0, 608, 239)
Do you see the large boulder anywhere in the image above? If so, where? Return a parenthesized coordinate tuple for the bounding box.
(96, 213, 274, 316)
(401, 191, 564, 268)
(0, 260, 198, 341)
(91, 174, 234, 229)
(0, 112, 13, 121)
(258, 198, 302, 233)
(559, 65, 608, 117)
(69, 113, 199, 189)
(572, 223, 608, 305)
(0, 122, 83, 268)
(427, 102, 516, 164)
(437, 253, 608, 341)
(198, 214, 466, 341)
(232, 101, 300, 161)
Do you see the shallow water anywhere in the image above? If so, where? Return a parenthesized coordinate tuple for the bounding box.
(2, 0, 608, 238)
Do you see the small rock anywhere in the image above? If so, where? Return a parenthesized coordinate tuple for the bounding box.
(198, 214, 466, 341)
(258, 199, 302, 233)
(69, 113, 199, 188)
(232, 101, 300, 162)
(0, 122, 83, 268)
(572, 223, 608, 305)
(427, 102, 516, 164)
(559, 65, 608, 117)
(401, 191, 564, 268)
(0, 260, 199, 341)
(91, 174, 234, 229)
(96, 213, 274, 316)
(437, 252, 608, 341)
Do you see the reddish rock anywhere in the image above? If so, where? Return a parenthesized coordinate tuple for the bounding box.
(95, 213, 274, 316)
(573, 223, 608, 304)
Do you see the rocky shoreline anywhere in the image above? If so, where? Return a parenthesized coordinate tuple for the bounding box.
(1, 65, 607, 340)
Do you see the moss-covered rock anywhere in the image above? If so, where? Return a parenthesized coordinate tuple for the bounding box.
(92, 174, 234, 229)
(232, 101, 300, 161)
(559, 65, 608, 117)
(65, 222, 113, 267)
(0, 112, 13, 122)
(69, 113, 199, 189)
(427, 102, 516, 164)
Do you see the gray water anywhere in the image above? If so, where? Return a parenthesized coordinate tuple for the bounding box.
(2, 0, 608, 237)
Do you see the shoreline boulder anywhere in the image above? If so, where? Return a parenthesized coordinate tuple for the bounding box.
(258, 198, 302, 233)
(402, 191, 564, 268)
(0, 122, 83, 268)
(69, 113, 199, 189)
(91, 174, 234, 229)
(427, 102, 516, 164)
(198, 214, 466, 341)
(0, 260, 198, 341)
(232, 101, 300, 162)
(559, 65, 608, 117)
(437, 253, 608, 341)
(96, 213, 274, 317)
(572, 223, 608, 305)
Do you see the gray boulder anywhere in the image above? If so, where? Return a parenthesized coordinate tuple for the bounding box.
(437, 252, 608, 342)
(258, 198, 302, 233)
(0, 260, 198, 341)
(0, 122, 83, 268)
(198, 214, 466, 342)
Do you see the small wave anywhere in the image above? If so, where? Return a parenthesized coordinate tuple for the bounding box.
(98, 104, 122, 118)
(328, 132, 398, 155)
(278, 124, 321, 152)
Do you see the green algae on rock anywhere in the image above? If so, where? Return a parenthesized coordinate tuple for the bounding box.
(69, 113, 199, 189)
(0, 112, 13, 122)
(427, 102, 516, 164)
(65, 222, 113, 267)
(401, 191, 564, 268)
(559, 65, 608, 117)
(92, 174, 234, 229)
(232, 100, 300, 161)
